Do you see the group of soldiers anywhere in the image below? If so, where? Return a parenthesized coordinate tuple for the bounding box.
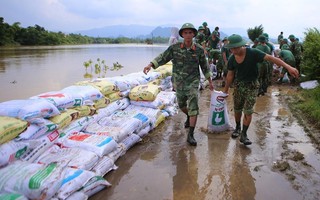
(193, 22, 303, 96)
(194, 22, 229, 87)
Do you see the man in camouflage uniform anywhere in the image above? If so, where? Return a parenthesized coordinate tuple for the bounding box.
(223, 34, 299, 145)
(262, 33, 275, 86)
(202, 22, 211, 42)
(288, 34, 303, 74)
(195, 26, 206, 49)
(143, 23, 214, 146)
(256, 35, 271, 96)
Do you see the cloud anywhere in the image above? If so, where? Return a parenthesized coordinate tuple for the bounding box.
(0, 0, 318, 38)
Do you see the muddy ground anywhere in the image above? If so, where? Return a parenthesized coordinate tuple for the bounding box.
(90, 81, 320, 200)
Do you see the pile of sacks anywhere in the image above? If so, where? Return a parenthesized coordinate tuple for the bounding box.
(0, 63, 177, 200)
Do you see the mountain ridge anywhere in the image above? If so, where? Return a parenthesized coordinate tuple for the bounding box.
(75, 24, 248, 39)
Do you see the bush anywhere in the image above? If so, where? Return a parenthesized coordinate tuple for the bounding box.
(301, 28, 320, 80)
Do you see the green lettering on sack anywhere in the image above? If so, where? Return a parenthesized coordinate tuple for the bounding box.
(29, 163, 57, 189)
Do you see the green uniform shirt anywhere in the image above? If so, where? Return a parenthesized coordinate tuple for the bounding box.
(279, 50, 296, 67)
(290, 41, 303, 60)
(228, 48, 266, 82)
(195, 32, 206, 46)
(151, 42, 212, 90)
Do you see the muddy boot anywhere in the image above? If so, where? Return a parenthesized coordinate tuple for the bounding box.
(184, 115, 190, 128)
(231, 128, 241, 138)
(187, 132, 197, 146)
(240, 132, 252, 145)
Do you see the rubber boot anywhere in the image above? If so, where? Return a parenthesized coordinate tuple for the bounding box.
(187, 127, 197, 146)
(240, 132, 252, 145)
(187, 132, 197, 146)
(231, 128, 241, 138)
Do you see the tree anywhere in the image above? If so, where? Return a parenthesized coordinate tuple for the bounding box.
(247, 24, 264, 42)
(301, 28, 320, 80)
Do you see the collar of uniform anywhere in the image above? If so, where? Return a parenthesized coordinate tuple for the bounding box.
(180, 42, 196, 51)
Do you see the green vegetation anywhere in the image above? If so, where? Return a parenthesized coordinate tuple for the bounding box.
(247, 24, 264, 42)
(83, 58, 124, 79)
(0, 17, 168, 46)
(301, 28, 320, 80)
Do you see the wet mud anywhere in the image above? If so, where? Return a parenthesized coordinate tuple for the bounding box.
(90, 82, 320, 200)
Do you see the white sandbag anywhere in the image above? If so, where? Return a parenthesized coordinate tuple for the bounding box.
(106, 145, 126, 162)
(0, 161, 65, 200)
(97, 115, 142, 137)
(0, 140, 28, 167)
(62, 132, 118, 157)
(207, 90, 230, 132)
(105, 77, 132, 92)
(300, 80, 319, 89)
(79, 176, 111, 197)
(94, 98, 130, 120)
(16, 119, 58, 140)
(0, 193, 28, 200)
(20, 130, 60, 163)
(0, 99, 60, 122)
(136, 124, 152, 138)
(84, 122, 129, 143)
(35, 145, 99, 170)
(59, 116, 94, 138)
(91, 156, 118, 176)
(57, 168, 96, 200)
(119, 134, 141, 152)
(30, 91, 75, 110)
(61, 85, 104, 106)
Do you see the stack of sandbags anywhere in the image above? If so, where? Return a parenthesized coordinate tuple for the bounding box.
(0, 62, 178, 199)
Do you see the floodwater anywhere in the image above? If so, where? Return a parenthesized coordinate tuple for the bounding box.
(91, 83, 320, 200)
(0, 44, 167, 102)
(1, 45, 319, 199)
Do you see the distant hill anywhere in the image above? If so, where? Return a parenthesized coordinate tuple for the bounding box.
(75, 24, 249, 40)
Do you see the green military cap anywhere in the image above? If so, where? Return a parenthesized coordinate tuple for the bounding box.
(258, 35, 267, 42)
(262, 33, 269, 39)
(179, 23, 197, 38)
(224, 34, 246, 49)
(198, 26, 205, 31)
(288, 34, 295, 39)
(202, 22, 208, 26)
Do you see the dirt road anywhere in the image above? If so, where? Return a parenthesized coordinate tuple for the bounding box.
(90, 83, 320, 200)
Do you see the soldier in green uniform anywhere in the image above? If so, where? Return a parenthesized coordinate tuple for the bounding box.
(222, 34, 299, 145)
(275, 49, 296, 84)
(288, 34, 303, 74)
(202, 22, 211, 42)
(143, 23, 214, 146)
(195, 26, 206, 49)
(221, 37, 231, 87)
(280, 38, 290, 50)
(207, 31, 220, 50)
(262, 33, 275, 86)
(208, 48, 223, 79)
(256, 35, 271, 96)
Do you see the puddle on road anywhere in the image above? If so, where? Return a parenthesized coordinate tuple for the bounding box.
(90, 85, 320, 200)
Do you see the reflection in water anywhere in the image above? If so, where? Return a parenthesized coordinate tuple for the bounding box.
(0, 44, 167, 102)
(172, 148, 200, 200)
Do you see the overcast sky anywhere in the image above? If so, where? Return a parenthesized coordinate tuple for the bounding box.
(1, 0, 318, 38)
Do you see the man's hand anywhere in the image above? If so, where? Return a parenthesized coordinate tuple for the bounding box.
(143, 63, 153, 74)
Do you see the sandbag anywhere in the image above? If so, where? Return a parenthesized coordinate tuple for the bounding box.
(129, 84, 160, 101)
(0, 116, 28, 144)
(207, 90, 230, 132)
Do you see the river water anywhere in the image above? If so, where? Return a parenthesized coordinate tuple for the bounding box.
(1, 44, 320, 199)
(0, 44, 167, 102)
